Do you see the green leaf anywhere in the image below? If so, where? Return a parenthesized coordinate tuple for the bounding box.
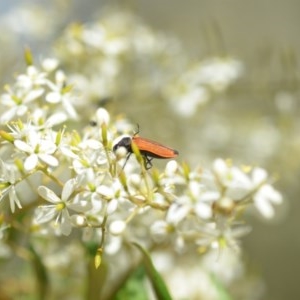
(114, 266, 148, 300)
(86, 256, 108, 300)
(29, 243, 49, 300)
(132, 242, 173, 300)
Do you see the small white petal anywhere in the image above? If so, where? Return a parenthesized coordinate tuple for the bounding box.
(62, 179, 77, 201)
(269, 189, 283, 205)
(231, 168, 252, 188)
(200, 191, 220, 202)
(128, 174, 142, 187)
(96, 108, 110, 125)
(27, 66, 38, 77)
(42, 58, 59, 71)
(96, 185, 114, 199)
(46, 92, 61, 103)
(175, 235, 185, 251)
(56, 70, 66, 84)
(14, 140, 33, 153)
(62, 99, 78, 119)
(38, 154, 59, 167)
(195, 202, 212, 219)
(84, 139, 102, 149)
(107, 199, 118, 215)
(0, 107, 20, 123)
(40, 140, 57, 154)
(35, 206, 57, 223)
(166, 202, 190, 224)
(260, 184, 282, 204)
(115, 146, 128, 159)
(45, 112, 67, 127)
(24, 154, 38, 171)
(28, 131, 39, 147)
(189, 181, 201, 198)
(38, 186, 61, 203)
(60, 209, 72, 236)
(252, 168, 268, 185)
(91, 196, 103, 212)
(109, 220, 126, 235)
(254, 195, 274, 219)
(105, 236, 122, 255)
(24, 88, 44, 103)
(213, 158, 228, 175)
(60, 146, 78, 159)
(151, 220, 169, 237)
(165, 160, 178, 175)
(71, 214, 86, 227)
(68, 201, 92, 212)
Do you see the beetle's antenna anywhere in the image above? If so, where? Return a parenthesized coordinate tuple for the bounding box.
(133, 124, 140, 136)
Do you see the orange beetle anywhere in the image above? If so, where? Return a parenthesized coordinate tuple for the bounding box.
(113, 128, 178, 169)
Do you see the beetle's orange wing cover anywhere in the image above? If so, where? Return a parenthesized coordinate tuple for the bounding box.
(132, 136, 178, 158)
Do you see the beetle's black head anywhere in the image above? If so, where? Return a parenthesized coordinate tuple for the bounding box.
(113, 136, 132, 153)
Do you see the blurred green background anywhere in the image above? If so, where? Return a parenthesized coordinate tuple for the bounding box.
(1, 1, 299, 299)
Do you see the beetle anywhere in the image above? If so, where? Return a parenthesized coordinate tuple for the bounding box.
(113, 128, 179, 169)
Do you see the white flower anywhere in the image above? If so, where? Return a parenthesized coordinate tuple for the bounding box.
(45, 70, 78, 119)
(212, 159, 283, 218)
(0, 160, 22, 213)
(96, 180, 122, 215)
(151, 220, 171, 239)
(16, 66, 47, 90)
(171, 86, 209, 117)
(0, 87, 44, 123)
(196, 222, 251, 253)
(196, 57, 243, 91)
(72, 145, 104, 176)
(35, 179, 90, 235)
(212, 158, 252, 199)
(14, 130, 58, 171)
(166, 58, 242, 117)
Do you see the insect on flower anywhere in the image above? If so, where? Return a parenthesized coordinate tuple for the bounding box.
(113, 126, 179, 169)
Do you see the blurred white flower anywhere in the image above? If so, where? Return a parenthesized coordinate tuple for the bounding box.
(253, 183, 283, 218)
(166, 57, 243, 117)
(45, 70, 78, 119)
(196, 57, 243, 91)
(0, 86, 44, 123)
(41, 58, 59, 72)
(0, 4, 57, 38)
(109, 220, 126, 235)
(17, 66, 47, 90)
(212, 159, 283, 218)
(95, 108, 110, 125)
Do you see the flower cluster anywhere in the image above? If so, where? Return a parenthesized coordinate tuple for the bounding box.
(55, 10, 182, 110)
(164, 57, 243, 117)
(0, 60, 282, 262)
(55, 10, 242, 118)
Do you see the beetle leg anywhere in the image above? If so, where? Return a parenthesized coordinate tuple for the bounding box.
(121, 153, 132, 169)
(143, 155, 153, 170)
